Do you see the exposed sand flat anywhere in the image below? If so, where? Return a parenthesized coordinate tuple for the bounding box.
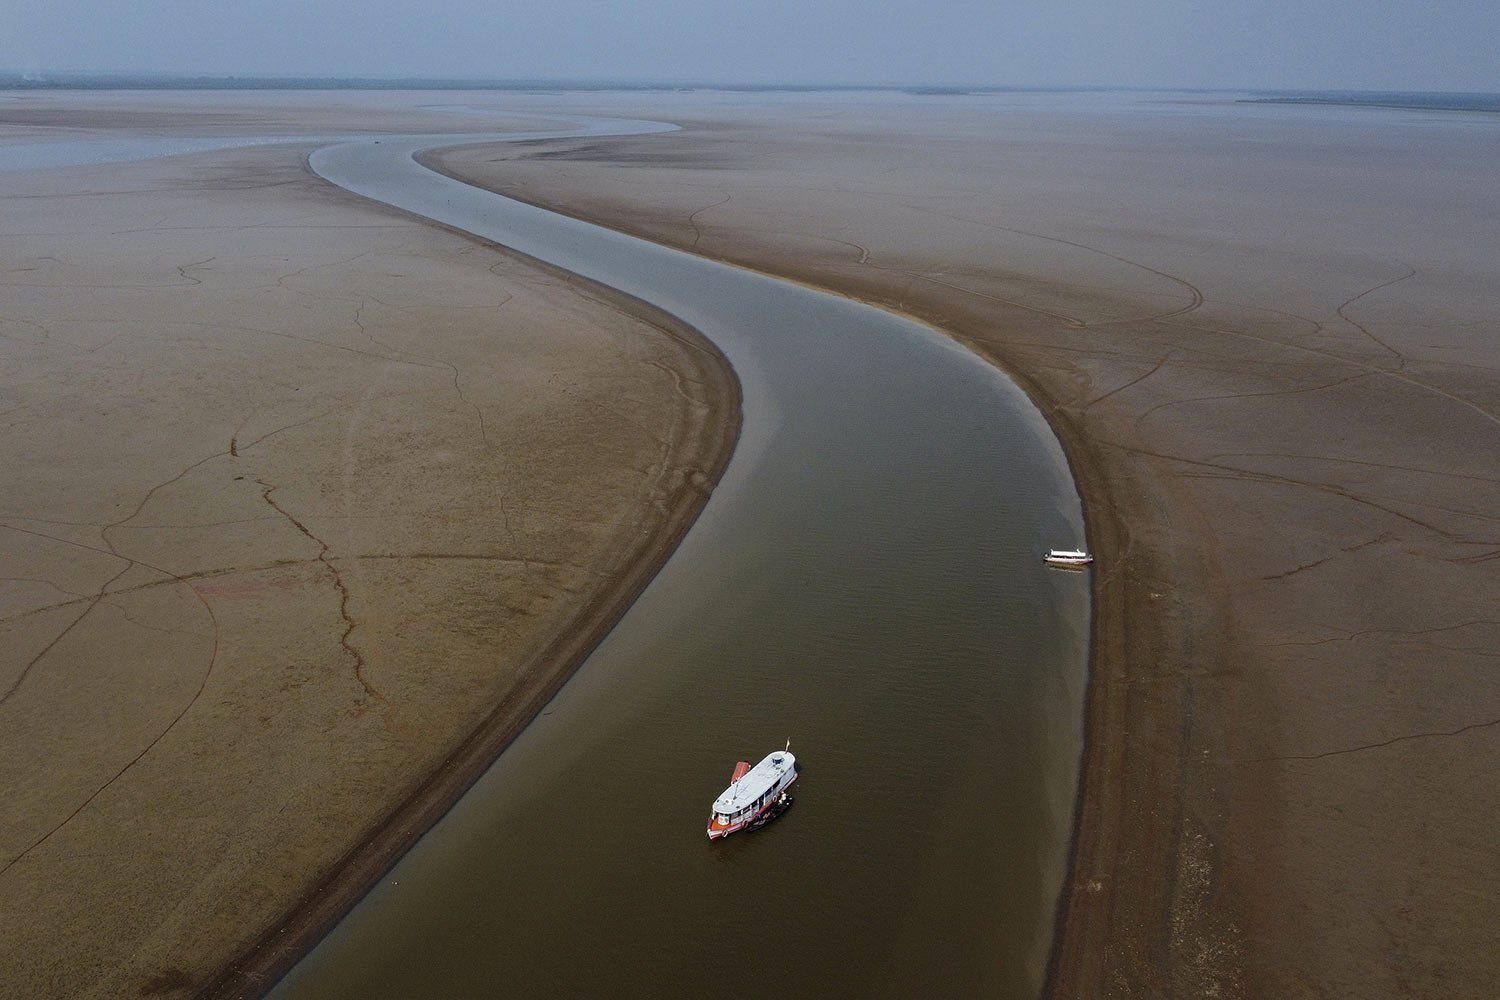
(0, 88, 555, 138)
(0, 98, 736, 998)
(431, 94, 1500, 998)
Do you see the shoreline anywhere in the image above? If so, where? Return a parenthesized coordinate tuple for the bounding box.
(200, 174, 743, 997)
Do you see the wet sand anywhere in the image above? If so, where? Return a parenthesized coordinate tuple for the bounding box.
(429, 92, 1500, 998)
(0, 94, 737, 998)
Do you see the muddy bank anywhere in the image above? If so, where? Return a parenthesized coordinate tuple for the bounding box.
(429, 95, 1500, 997)
(0, 101, 737, 999)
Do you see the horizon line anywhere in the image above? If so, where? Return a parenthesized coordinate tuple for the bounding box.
(3, 72, 1499, 99)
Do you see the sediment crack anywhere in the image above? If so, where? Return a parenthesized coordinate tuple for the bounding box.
(1241, 716, 1500, 763)
(256, 480, 384, 704)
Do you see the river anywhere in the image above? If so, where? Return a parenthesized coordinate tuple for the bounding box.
(1, 108, 1088, 998)
(248, 118, 1090, 999)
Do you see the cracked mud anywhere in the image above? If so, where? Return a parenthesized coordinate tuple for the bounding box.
(0, 94, 736, 1000)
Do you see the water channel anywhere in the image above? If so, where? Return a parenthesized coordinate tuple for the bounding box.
(1, 110, 1089, 996)
(247, 118, 1091, 999)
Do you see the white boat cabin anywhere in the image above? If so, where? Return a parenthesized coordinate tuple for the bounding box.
(707, 750, 797, 839)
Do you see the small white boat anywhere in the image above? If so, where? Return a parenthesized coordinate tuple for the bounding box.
(1044, 548, 1094, 568)
(707, 747, 798, 840)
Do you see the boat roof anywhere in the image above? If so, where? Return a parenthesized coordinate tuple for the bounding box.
(712, 751, 796, 814)
(1047, 549, 1089, 558)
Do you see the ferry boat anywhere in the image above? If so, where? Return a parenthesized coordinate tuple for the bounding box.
(1044, 548, 1094, 568)
(707, 747, 798, 840)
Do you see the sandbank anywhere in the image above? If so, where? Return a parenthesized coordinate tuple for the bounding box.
(0, 93, 738, 999)
(428, 92, 1500, 998)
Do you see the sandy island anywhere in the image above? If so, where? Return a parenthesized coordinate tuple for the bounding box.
(426, 94, 1500, 998)
(0, 93, 737, 998)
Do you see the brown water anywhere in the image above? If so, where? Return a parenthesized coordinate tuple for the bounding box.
(268, 125, 1089, 998)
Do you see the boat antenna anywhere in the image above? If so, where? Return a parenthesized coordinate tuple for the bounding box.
(785, 738, 791, 752)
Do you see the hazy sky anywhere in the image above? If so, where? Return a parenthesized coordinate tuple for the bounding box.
(4, 0, 1498, 92)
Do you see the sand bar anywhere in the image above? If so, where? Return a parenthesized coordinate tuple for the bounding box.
(0, 93, 737, 998)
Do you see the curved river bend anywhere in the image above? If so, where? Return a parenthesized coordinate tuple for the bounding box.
(268, 118, 1089, 999)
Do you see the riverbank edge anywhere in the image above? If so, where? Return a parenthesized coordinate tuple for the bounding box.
(421, 142, 1225, 996)
(197, 165, 744, 1000)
